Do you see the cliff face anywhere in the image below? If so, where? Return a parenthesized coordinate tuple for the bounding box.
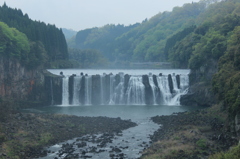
(180, 60, 218, 107)
(0, 58, 46, 106)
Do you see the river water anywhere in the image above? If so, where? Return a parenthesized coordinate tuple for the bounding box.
(27, 105, 203, 159)
(28, 69, 202, 159)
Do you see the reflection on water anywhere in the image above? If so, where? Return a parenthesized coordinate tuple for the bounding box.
(31, 105, 201, 120)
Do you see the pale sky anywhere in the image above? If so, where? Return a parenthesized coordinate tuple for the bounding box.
(0, 0, 200, 31)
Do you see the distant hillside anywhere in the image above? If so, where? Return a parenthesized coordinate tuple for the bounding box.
(70, 1, 207, 62)
(62, 28, 77, 40)
(71, 24, 140, 60)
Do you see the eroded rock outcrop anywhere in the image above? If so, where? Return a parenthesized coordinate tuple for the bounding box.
(0, 57, 61, 107)
(0, 58, 43, 102)
(180, 60, 218, 107)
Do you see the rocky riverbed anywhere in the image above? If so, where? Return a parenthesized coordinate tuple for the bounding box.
(141, 107, 239, 159)
(0, 111, 136, 159)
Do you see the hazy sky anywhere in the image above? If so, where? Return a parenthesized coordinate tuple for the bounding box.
(0, 0, 200, 31)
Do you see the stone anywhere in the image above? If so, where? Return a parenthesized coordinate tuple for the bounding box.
(235, 114, 240, 136)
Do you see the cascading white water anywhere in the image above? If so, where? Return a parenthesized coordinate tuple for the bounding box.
(111, 73, 125, 105)
(72, 76, 81, 105)
(109, 75, 115, 105)
(168, 75, 181, 105)
(156, 76, 172, 105)
(62, 77, 69, 106)
(50, 78, 54, 105)
(126, 76, 145, 105)
(85, 76, 92, 105)
(100, 75, 105, 105)
(59, 72, 189, 106)
(148, 76, 157, 105)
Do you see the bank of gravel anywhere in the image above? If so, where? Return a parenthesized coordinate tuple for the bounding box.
(0, 111, 137, 159)
(141, 107, 239, 159)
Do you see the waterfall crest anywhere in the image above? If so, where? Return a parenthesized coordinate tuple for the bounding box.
(60, 72, 189, 106)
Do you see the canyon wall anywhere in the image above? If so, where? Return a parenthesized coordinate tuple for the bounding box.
(0, 58, 59, 107)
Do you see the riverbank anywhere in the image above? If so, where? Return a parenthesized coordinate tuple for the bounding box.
(141, 105, 239, 159)
(0, 110, 136, 159)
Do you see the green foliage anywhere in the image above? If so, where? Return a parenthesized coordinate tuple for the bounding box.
(49, 59, 79, 69)
(166, 0, 240, 73)
(0, 22, 51, 69)
(72, 1, 206, 62)
(212, 26, 240, 117)
(209, 145, 240, 159)
(39, 133, 52, 145)
(161, 0, 240, 120)
(27, 41, 48, 68)
(74, 24, 138, 61)
(0, 4, 68, 62)
(196, 139, 207, 149)
(0, 22, 30, 60)
(68, 48, 109, 68)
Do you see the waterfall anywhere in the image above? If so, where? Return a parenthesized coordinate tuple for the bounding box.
(109, 75, 115, 105)
(72, 76, 81, 105)
(50, 78, 54, 105)
(59, 72, 189, 106)
(85, 76, 92, 105)
(62, 77, 69, 106)
(126, 76, 145, 105)
(157, 76, 172, 105)
(168, 74, 181, 105)
(149, 76, 157, 105)
(100, 75, 104, 105)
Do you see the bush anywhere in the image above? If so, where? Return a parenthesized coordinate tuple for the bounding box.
(196, 139, 207, 149)
(209, 145, 240, 159)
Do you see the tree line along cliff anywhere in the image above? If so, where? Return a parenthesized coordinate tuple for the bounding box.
(0, 3, 69, 69)
(0, 3, 69, 104)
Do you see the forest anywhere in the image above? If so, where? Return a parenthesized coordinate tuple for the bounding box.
(69, 0, 207, 64)
(0, 3, 69, 68)
(67, 0, 240, 121)
(1, 0, 240, 158)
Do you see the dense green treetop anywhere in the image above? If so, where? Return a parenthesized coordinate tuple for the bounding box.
(0, 21, 29, 59)
(0, 21, 49, 68)
(74, 24, 139, 60)
(68, 48, 108, 68)
(0, 3, 68, 62)
(162, 0, 240, 118)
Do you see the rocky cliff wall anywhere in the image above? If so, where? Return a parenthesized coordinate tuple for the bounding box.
(0, 58, 59, 107)
(180, 60, 218, 107)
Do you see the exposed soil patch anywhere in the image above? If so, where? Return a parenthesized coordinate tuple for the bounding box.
(141, 108, 239, 159)
(0, 111, 136, 159)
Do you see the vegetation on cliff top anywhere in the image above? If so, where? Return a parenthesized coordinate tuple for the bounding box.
(0, 3, 69, 68)
(163, 0, 240, 119)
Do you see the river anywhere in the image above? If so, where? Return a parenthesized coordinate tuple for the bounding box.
(26, 69, 202, 159)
